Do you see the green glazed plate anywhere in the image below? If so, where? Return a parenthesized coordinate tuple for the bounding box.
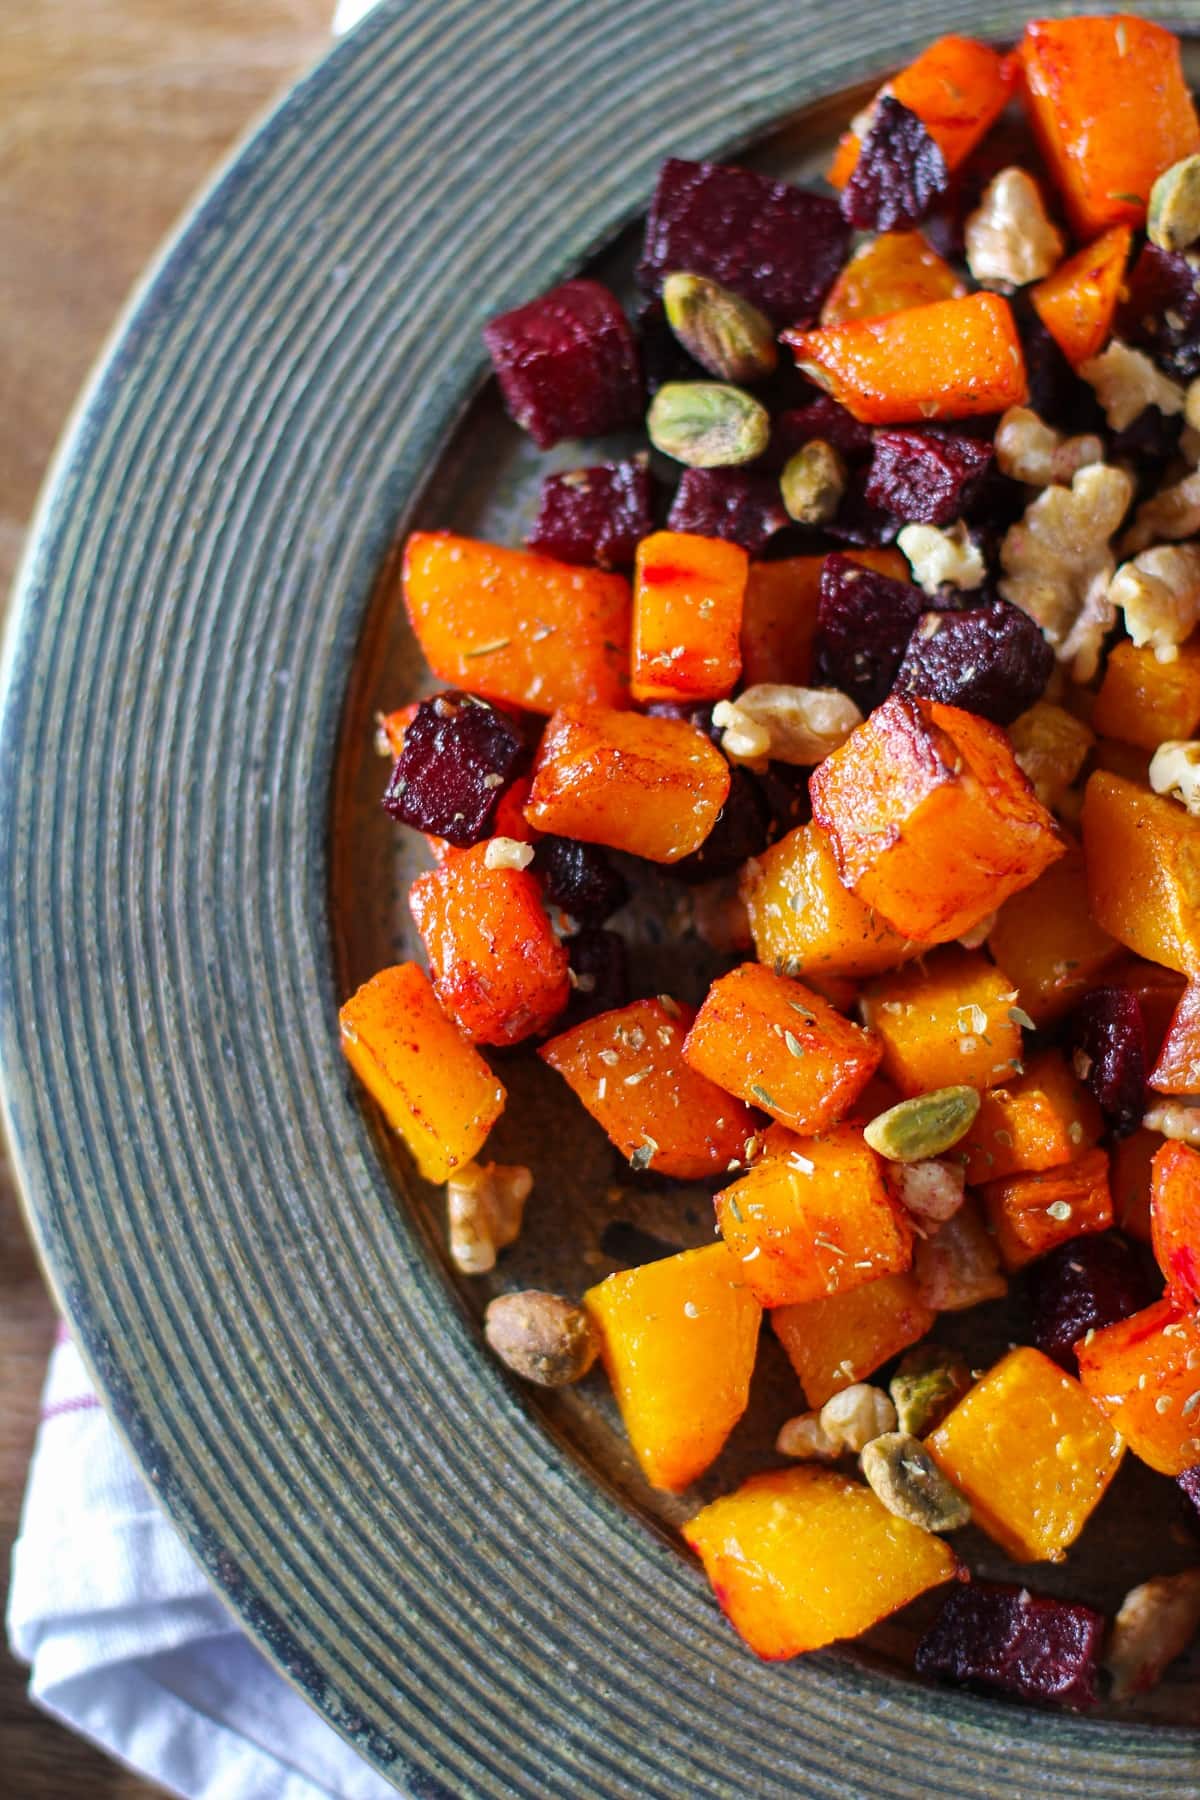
(4, 1, 1200, 1793)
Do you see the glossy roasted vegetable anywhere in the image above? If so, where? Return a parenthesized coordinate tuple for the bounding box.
(828, 35, 1014, 188)
(981, 1148, 1114, 1271)
(1030, 226, 1132, 367)
(987, 846, 1120, 1026)
(771, 1271, 934, 1408)
(861, 947, 1022, 1096)
(631, 530, 747, 703)
(820, 231, 965, 324)
(1082, 772, 1200, 975)
(1150, 1140, 1200, 1303)
(957, 1048, 1102, 1185)
(1077, 1299, 1200, 1475)
(738, 548, 907, 689)
(741, 820, 918, 980)
(1092, 642, 1200, 752)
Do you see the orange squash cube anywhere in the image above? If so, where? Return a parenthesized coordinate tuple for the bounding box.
(981, 1148, 1114, 1272)
(631, 530, 747, 703)
(820, 231, 965, 326)
(1030, 226, 1132, 367)
(402, 531, 630, 714)
(987, 846, 1120, 1026)
(339, 963, 506, 1183)
(1077, 1299, 1200, 1475)
(739, 548, 907, 689)
(861, 948, 1022, 1096)
(684, 963, 882, 1136)
(1092, 641, 1200, 751)
(957, 1048, 1102, 1185)
(1151, 982, 1200, 1095)
(584, 1242, 761, 1492)
(783, 294, 1028, 427)
(771, 1272, 934, 1408)
(540, 997, 755, 1180)
(524, 704, 730, 864)
(1082, 772, 1200, 975)
(715, 1123, 912, 1308)
(1020, 16, 1200, 238)
(827, 35, 1014, 189)
(1150, 1141, 1200, 1303)
(682, 1465, 959, 1659)
(1110, 1128, 1158, 1244)
(927, 1347, 1125, 1561)
(408, 843, 569, 1046)
(1105, 955, 1188, 1062)
(810, 696, 1064, 944)
(741, 820, 919, 980)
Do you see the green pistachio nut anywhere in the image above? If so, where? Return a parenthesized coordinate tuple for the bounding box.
(780, 439, 847, 525)
(661, 272, 778, 384)
(1148, 155, 1200, 253)
(889, 1345, 972, 1438)
(863, 1085, 981, 1163)
(647, 380, 771, 468)
(860, 1432, 972, 1533)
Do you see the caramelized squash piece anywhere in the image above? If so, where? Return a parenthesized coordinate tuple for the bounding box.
(715, 1123, 912, 1308)
(861, 948, 1022, 1096)
(810, 696, 1064, 944)
(631, 530, 747, 703)
(927, 1347, 1124, 1561)
(821, 232, 965, 325)
(1077, 1299, 1200, 1476)
(1030, 226, 1132, 367)
(525, 704, 730, 864)
(981, 1149, 1114, 1272)
(403, 532, 630, 714)
(987, 846, 1120, 1026)
(1150, 1140, 1200, 1304)
(1092, 641, 1200, 752)
(1082, 772, 1200, 975)
(828, 35, 1014, 188)
(584, 1242, 761, 1492)
(683, 1465, 959, 1658)
(1105, 954, 1188, 1062)
(540, 998, 755, 1180)
(771, 1271, 935, 1408)
(1151, 983, 1200, 1095)
(339, 963, 505, 1183)
(740, 548, 907, 689)
(741, 820, 919, 980)
(957, 1048, 1102, 1186)
(684, 963, 882, 1136)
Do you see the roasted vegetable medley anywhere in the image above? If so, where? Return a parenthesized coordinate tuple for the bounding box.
(341, 15, 1200, 1706)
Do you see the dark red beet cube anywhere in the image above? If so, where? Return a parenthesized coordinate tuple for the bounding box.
(383, 692, 528, 848)
(564, 928, 629, 1024)
(865, 429, 994, 527)
(668, 766, 770, 883)
(483, 279, 643, 450)
(1026, 1232, 1157, 1372)
(757, 762, 812, 844)
(841, 96, 949, 232)
(1179, 1465, 1200, 1520)
(1118, 243, 1200, 382)
(826, 470, 902, 548)
(667, 468, 789, 555)
(916, 1583, 1104, 1709)
(892, 599, 1054, 725)
(534, 836, 629, 925)
(1011, 296, 1105, 436)
(637, 157, 850, 327)
(1068, 987, 1147, 1139)
(767, 396, 873, 469)
(527, 461, 653, 569)
(814, 553, 924, 711)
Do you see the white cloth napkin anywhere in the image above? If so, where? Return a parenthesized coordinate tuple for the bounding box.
(7, 1328, 399, 1799)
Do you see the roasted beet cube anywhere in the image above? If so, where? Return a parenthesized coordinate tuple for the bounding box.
(482, 278, 642, 450)
(564, 928, 630, 1023)
(865, 429, 994, 527)
(668, 766, 770, 882)
(383, 692, 528, 847)
(527, 461, 653, 569)
(1118, 243, 1200, 382)
(1068, 987, 1147, 1139)
(667, 468, 789, 555)
(534, 836, 629, 924)
(813, 552, 923, 711)
(1012, 297, 1105, 436)
(825, 471, 902, 548)
(916, 1583, 1104, 1709)
(1179, 1465, 1200, 1520)
(1027, 1232, 1157, 1372)
(768, 396, 873, 469)
(637, 157, 850, 327)
(893, 600, 1055, 725)
(841, 97, 950, 232)
(756, 761, 812, 844)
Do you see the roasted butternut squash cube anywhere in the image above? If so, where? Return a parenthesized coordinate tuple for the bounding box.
(1082, 772, 1200, 975)
(402, 532, 630, 714)
(540, 998, 755, 1180)
(1077, 1299, 1200, 1475)
(739, 549, 907, 689)
(684, 963, 882, 1136)
(771, 1272, 935, 1408)
(1150, 1141, 1200, 1304)
(1020, 16, 1200, 237)
(821, 231, 965, 325)
(981, 1148, 1114, 1272)
(1110, 1128, 1158, 1244)
(409, 843, 569, 1046)
(1030, 226, 1132, 367)
(631, 530, 747, 703)
(927, 1347, 1124, 1561)
(1151, 982, 1200, 1095)
(742, 821, 918, 980)
(682, 1466, 959, 1659)
(584, 1242, 761, 1492)
(1093, 641, 1200, 751)
(1106, 955, 1188, 1062)
(339, 963, 506, 1183)
(524, 704, 730, 864)
(828, 35, 1014, 187)
(957, 1049, 1102, 1185)
(715, 1123, 912, 1308)
(987, 846, 1120, 1025)
(861, 948, 1022, 1096)
(810, 696, 1064, 944)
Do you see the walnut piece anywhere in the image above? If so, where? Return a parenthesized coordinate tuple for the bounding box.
(1107, 1570, 1200, 1700)
(1144, 1099, 1200, 1146)
(1108, 544, 1200, 661)
(710, 697, 770, 765)
(964, 168, 1064, 290)
(1150, 739, 1200, 815)
(999, 462, 1134, 681)
(890, 1156, 967, 1225)
(725, 684, 863, 765)
(446, 1160, 532, 1274)
(994, 406, 1103, 487)
(484, 836, 535, 871)
(776, 1411, 840, 1461)
(897, 521, 986, 595)
(1079, 340, 1187, 432)
(818, 1383, 897, 1454)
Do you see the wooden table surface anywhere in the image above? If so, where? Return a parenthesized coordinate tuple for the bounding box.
(1, 3, 333, 1790)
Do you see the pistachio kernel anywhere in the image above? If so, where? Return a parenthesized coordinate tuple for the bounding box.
(646, 381, 771, 468)
(1148, 155, 1200, 254)
(818, 1382, 897, 1454)
(780, 439, 847, 525)
(661, 272, 778, 385)
(484, 1290, 599, 1387)
(863, 1085, 981, 1163)
(860, 1432, 972, 1533)
(889, 1344, 972, 1438)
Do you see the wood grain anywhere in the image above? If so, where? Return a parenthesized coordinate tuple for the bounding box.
(1, 2, 331, 1791)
